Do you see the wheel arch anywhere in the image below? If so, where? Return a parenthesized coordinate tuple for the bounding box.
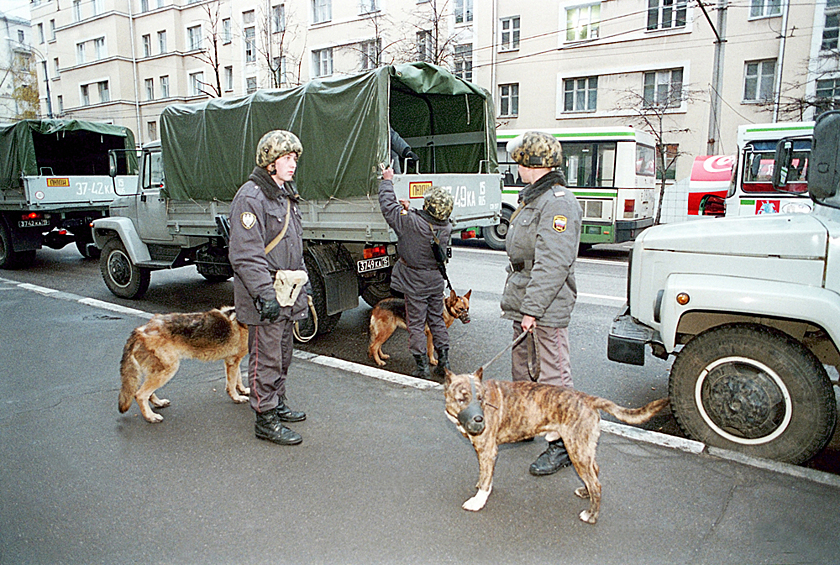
(92, 217, 151, 264)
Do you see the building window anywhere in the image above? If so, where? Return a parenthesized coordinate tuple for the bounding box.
(656, 143, 678, 180)
(141, 0, 149, 12)
(225, 66, 234, 91)
(822, 3, 840, 51)
(92, 0, 103, 16)
(243, 10, 255, 24)
(816, 78, 840, 114)
(453, 44, 472, 82)
(94, 37, 106, 60)
(500, 16, 520, 51)
(499, 83, 519, 116)
(246, 76, 257, 93)
(455, 0, 472, 24)
(145, 78, 154, 100)
(17, 29, 24, 43)
(189, 72, 204, 96)
(417, 30, 433, 62)
(160, 75, 169, 98)
(147, 121, 157, 141)
(644, 68, 683, 108)
(275, 57, 288, 85)
(57, 95, 63, 113)
(647, 0, 687, 30)
(749, 0, 781, 18)
(273, 5, 286, 33)
(49, 19, 55, 41)
(743, 59, 776, 102)
(53, 57, 59, 77)
(142, 34, 151, 57)
(360, 0, 378, 14)
(360, 39, 380, 70)
(81, 84, 90, 106)
(158, 31, 167, 54)
(244, 27, 256, 63)
(313, 48, 333, 77)
(98, 81, 109, 102)
(73, 0, 81, 22)
(76, 42, 85, 64)
(564, 76, 598, 112)
(37, 23, 44, 44)
(566, 4, 600, 42)
(188, 25, 202, 51)
(223, 19, 231, 44)
(313, 0, 331, 23)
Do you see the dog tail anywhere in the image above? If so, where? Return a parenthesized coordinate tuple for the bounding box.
(118, 330, 142, 413)
(594, 397, 669, 425)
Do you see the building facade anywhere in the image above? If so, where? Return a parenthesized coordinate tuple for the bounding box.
(0, 13, 37, 121)
(24, 0, 835, 179)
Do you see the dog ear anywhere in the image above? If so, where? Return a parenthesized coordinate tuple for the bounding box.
(475, 366, 483, 381)
(464, 290, 471, 299)
(443, 368, 453, 386)
(449, 289, 456, 300)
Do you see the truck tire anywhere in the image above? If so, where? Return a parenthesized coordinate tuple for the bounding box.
(361, 280, 395, 307)
(482, 206, 511, 251)
(669, 323, 837, 464)
(294, 252, 341, 340)
(100, 237, 151, 299)
(0, 220, 35, 269)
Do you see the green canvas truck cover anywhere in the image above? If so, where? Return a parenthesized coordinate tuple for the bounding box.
(0, 119, 136, 189)
(159, 62, 498, 202)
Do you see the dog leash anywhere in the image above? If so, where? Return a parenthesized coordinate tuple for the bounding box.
(480, 327, 540, 381)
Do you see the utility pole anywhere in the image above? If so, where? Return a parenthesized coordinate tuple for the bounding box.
(700, 0, 727, 155)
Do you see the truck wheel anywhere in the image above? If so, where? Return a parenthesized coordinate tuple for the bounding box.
(295, 253, 341, 340)
(0, 220, 35, 269)
(100, 238, 151, 299)
(669, 324, 837, 464)
(361, 281, 395, 307)
(482, 206, 511, 251)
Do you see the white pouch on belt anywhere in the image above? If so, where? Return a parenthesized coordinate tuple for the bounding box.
(273, 270, 308, 307)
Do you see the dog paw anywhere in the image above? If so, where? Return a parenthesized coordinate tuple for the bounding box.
(429, 358, 438, 366)
(375, 360, 386, 367)
(462, 489, 490, 511)
(150, 397, 170, 408)
(579, 510, 598, 524)
(574, 486, 589, 499)
(231, 394, 249, 404)
(144, 412, 164, 423)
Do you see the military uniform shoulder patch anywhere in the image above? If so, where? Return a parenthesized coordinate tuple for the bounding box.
(240, 212, 257, 230)
(553, 215, 567, 233)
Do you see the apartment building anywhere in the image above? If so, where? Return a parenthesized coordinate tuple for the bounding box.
(24, 0, 836, 180)
(0, 13, 37, 121)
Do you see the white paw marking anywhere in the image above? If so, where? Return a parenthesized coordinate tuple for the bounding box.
(462, 489, 490, 511)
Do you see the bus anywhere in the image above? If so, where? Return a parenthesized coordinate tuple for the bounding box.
(726, 121, 813, 217)
(486, 127, 657, 250)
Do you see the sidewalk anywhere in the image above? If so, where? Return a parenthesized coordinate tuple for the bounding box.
(1, 278, 839, 565)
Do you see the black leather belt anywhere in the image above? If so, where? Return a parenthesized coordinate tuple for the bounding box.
(510, 260, 533, 272)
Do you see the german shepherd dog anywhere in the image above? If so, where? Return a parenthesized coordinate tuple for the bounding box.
(368, 289, 471, 367)
(444, 367, 669, 524)
(118, 306, 249, 423)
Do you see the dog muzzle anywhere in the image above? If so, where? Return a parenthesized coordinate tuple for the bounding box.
(459, 311, 471, 324)
(457, 376, 485, 435)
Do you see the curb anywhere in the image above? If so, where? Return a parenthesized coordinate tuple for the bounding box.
(6, 276, 840, 488)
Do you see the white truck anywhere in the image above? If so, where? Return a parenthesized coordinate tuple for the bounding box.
(0, 119, 137, 268)
(92, 63, 501, 337)
(607, 110, 840, 465)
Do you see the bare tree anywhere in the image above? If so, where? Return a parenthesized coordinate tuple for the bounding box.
(615, 82, 702, 224)
(11, 52, 38, 119)
(756, 53, 837, 121)
(256, 3, 304, 88)
(409, 0, 468, 68)
(188, 0, 225, 97)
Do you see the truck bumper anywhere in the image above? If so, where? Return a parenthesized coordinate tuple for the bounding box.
(607, 305, 656, 366)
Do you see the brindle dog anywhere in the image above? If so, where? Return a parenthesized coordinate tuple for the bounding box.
(118, 306, 249, 423)
(368, 289, 471, 368)
(444, 367, 669, 524)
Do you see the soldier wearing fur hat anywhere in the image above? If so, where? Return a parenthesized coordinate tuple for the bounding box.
(500, 130, 583, 476)
(378, 166, 454, 380)
(229, 129, 308, 446)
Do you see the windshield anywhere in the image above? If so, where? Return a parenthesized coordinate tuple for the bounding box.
(742, 140, 809, 194)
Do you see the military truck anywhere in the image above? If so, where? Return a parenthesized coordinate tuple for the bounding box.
(607, 110, 840, 465)
(92, 63, 501, 337)
(0, 119, 136, 268)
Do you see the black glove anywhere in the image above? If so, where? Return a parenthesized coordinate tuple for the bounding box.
(403, 149, 419, 161)
(254, 296, 282, 323)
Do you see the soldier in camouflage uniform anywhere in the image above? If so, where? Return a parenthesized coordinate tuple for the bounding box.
(229, 130, 308, 446)
(500, 131, 583, 475)
(379, 166, 454, 379)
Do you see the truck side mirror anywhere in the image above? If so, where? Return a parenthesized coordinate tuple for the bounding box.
(108, 150, 118, 178)
(809, 110, 840, 200)
(772, 140, 793, 188)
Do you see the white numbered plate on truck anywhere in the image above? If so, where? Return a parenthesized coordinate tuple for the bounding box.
(18, 219, 50, 228)
(357, 256, 390, 273)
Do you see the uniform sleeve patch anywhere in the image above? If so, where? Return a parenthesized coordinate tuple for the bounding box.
(240, 212, 257, 230)
(552, 215, 567, 233)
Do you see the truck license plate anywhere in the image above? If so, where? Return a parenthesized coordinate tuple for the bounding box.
(18, 219, 50, 228)
(357, 256, 390, 273)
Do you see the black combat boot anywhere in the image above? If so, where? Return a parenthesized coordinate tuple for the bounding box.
(275, 394, 306, 422)
(529, 438, 572, 476)
(412, 353, 431, 379)
(432, 347, 450, 380)
(255, 409, 302, 445)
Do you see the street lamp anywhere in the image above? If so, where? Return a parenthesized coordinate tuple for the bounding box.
(5, 37, 53, 118)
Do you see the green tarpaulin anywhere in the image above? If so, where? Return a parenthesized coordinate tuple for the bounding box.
(0, 119, 136, 189)
(159, 62, 498, 202)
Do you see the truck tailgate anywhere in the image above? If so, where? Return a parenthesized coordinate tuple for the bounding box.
(22, 176, 137, 206)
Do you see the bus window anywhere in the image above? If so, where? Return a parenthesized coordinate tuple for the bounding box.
(636, 144, 656, 176)
(742, 140, 809, 194)
(563, 142, 616, 188)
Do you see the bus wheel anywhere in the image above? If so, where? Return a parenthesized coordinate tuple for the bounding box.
(669, 323, 836, 464)
(482, 207, 511, 251)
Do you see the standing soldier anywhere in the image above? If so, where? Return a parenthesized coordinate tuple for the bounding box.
(378, 166, 454, 379)
(229, 130, 309, 446)
(500, 131, 583, 475)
